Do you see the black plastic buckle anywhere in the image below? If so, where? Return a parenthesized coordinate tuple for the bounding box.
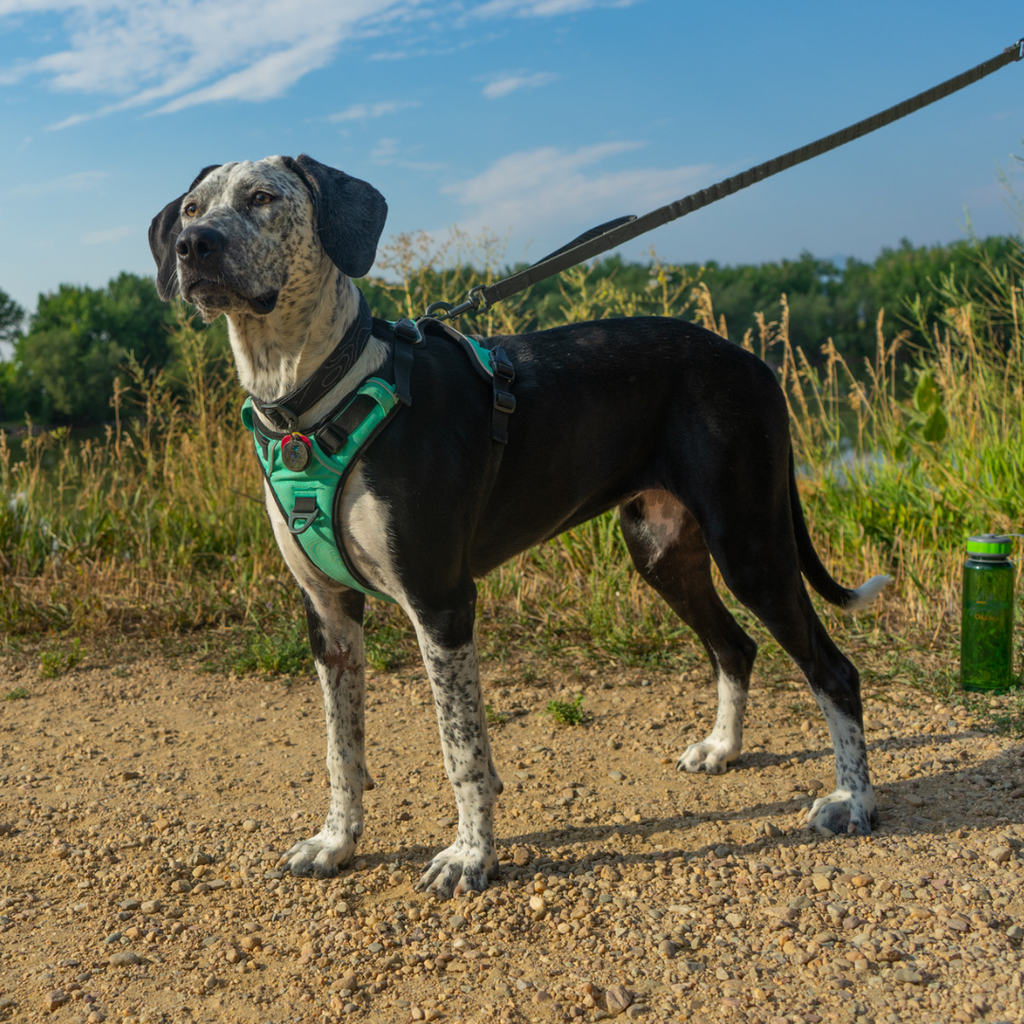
(393, 319, 422, 344)
(317, 420, 349, 455)
(492, 354, 515, 384)
(494, 391, 516, 415)
(288, 496, 319, 535)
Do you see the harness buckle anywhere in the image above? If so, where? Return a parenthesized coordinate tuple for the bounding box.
(494, 391, 516, 415)
(393, 318, 422, 344)
(287, 496, 319, 535)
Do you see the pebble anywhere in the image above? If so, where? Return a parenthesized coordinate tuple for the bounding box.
(108, 951, 140, 967)
(608, 770, 625, 782)
(43, 989, 68, 1013)
(605, 985, 633, 1015)
(893, 968, 923, 984)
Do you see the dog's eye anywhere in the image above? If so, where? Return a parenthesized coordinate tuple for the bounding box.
(183, 201, 198, 217)
(252, 191, 273, 207)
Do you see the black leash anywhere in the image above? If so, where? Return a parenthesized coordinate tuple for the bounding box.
(427, 37, 1024, 322)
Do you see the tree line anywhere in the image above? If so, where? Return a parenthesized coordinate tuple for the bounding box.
(1, 234, 1020, 425)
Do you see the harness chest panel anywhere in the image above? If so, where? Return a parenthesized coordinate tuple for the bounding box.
(240, 309, 515, 603)
(242, 377, 399, 603)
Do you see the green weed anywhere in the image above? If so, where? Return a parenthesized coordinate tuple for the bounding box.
(545, 693, 589, 727)
(39, 638, 83, 679)
(5, 687, 29, 700)
(485, 704, 510, 726)
(233, 631, 311, 678)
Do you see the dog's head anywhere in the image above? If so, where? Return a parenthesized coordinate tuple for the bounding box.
(148, 155, 388, 321)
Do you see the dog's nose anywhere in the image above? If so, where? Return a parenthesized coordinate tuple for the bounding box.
(175, 225, 225, 263)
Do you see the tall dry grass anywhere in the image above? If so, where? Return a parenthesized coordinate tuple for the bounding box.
(1, 237, 1021, 671)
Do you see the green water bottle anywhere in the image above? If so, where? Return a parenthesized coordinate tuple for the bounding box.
(961, 533, 1016, 694)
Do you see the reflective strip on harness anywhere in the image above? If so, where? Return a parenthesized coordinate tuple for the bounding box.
(242, 377, 399, 603)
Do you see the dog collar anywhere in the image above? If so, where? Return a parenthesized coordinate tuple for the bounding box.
(251, 291, 375, 432)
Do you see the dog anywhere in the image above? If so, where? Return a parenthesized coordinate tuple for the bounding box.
(149, 154, 889, 899)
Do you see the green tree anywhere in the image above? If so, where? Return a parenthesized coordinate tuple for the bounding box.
(0, 287, 24, 347)
(15, 273, 175, 423)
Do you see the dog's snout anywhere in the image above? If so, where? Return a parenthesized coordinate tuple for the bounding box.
(175, 225, 225, 263)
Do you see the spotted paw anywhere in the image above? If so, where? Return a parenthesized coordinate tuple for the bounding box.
(677, 738, 737, 775)
(279, 830, 357, 878)
(806, 788, 878, 836)
(415, 841, 497, 899)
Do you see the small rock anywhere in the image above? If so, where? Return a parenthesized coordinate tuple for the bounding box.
(118, 900, 140, 911)
(811, 874, 832, 892)
(140, 900, 162, 914)
(605, 985, 633, 1015)
(893, 968, 923, 984)
(987, 845, 1012, 864)
(904, 794, 925, 808)
(241, 819, 258, 832)
(447, 915, 466, 931)
(529, 895, 548, 920)
(1006, 924, 1023, 940)
(657, 939, 676, 957)
(511, 846, 532, 867)
(608, 770, 625, 783)
(108, 951, 140, 967)
(763, 822, 783, 838)
(44, 990, 68, 1013)
(725, 913, 745, 928)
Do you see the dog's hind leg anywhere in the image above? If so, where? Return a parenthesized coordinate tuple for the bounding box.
(704, 517, 877, 835)
(410, 590, 503, 899)
(279, 585, 370, 878)
(620, 491, 758, 774)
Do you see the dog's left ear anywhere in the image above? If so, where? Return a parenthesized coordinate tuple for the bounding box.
(284, 155, 388, 279)
(148, 164, 222, 300)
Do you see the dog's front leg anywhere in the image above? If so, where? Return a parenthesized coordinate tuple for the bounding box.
(279, 586, 370, 877)
(411, 600, 502, 898)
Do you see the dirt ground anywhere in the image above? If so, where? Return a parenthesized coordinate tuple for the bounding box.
(1, 643, 1023, 1024)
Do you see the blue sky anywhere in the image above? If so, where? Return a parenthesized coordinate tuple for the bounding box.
(1, 0, 1022, 318)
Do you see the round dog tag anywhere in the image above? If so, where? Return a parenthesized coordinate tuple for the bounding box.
(281, 433, 311, 471)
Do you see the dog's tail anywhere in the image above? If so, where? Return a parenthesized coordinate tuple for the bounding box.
(789, 449, 891, 612)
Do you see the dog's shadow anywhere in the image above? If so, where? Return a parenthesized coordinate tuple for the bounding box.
(493, 733, 1024, 867)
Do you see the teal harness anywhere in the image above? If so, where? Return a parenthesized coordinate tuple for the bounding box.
(242, 309, 515, 602)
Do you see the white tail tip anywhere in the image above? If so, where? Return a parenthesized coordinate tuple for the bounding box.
(847, 574, 892, 612)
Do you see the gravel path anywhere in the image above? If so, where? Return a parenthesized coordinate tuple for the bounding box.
(1, 649, 1023, 1024)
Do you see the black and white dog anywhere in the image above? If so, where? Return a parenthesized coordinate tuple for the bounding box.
(150, 154, 889, 899)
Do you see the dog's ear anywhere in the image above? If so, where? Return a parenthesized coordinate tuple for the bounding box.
(148, 165, 221, 300)
(283, 155, 388, 279)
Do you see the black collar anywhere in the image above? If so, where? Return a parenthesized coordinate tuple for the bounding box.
(251, 291, 374, 432)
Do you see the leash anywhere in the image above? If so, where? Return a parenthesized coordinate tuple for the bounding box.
(426, 37, 1024, 322)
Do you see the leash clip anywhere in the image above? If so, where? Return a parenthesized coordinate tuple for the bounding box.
(424, 286, 487, 322)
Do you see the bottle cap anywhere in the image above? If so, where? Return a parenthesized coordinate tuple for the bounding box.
(966, 533, 1012, 556)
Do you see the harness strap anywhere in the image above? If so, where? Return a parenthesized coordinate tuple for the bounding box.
(242, 300, 515, 601)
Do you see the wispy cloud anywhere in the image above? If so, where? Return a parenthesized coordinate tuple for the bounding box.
(83, 225, 134, 245)
(445, 141, 712, 244)
(482, 71, 556, 99)
(0, 0, 639, 125)
(329, 99, 419, 122)
(14, 170, 108, 195)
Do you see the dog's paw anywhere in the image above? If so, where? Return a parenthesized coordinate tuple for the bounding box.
(278, 830, 358, 879)
(415, 841, 498, 899)
(677, 737, 737, 775)
(806, 788, 878, 836)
